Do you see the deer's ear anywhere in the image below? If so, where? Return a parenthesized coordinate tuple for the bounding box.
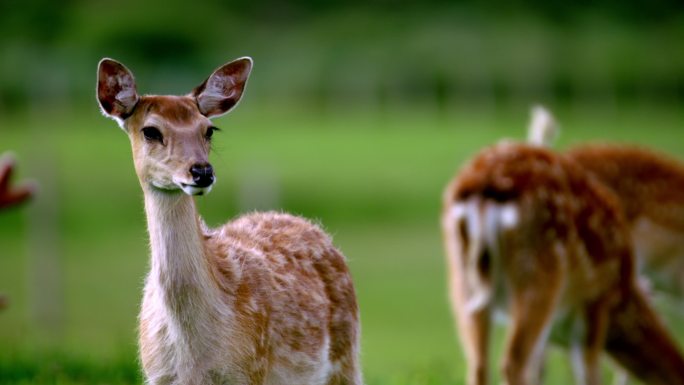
(97, 58, 139, 126)
(192, 57, 252, 118)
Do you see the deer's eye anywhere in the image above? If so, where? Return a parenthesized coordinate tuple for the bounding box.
(205, 126, 219, 140)
(142, 126, 163, 143)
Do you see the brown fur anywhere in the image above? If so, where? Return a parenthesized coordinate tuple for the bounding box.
(135, 96, 201, 127)
(567, 144, 684, 296)
(567, 144, 684, 229)
(442, 142, 684, 385)
(205, 212, 360, 376)
(98, 58, 362, 385)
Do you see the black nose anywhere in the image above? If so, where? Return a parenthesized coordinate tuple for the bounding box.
(190, 163, 214, 187)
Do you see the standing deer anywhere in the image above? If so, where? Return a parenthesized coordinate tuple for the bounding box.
(442, 141, 684, 385)
(97, 58, 362, 385)
(528, 106, 684, 299)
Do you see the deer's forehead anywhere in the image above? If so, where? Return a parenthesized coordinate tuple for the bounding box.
(136, 96, 211, 129)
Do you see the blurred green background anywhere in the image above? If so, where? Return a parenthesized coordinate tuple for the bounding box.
(1, 0, 683, 384)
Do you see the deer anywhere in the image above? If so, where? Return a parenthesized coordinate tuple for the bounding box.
(528, 106, 684, 300)
(96, 57, 362, 385)
(0, 154, 34, 310)
(441, 141, 684, 385)
(0, 154, 33, 210)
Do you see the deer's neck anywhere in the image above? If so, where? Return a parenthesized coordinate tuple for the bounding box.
(143, 188, 220, 318)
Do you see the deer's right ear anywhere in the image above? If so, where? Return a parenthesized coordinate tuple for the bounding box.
(97, 58, 139, 127)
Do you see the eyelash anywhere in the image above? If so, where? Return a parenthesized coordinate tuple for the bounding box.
(205, 126, 220, 140)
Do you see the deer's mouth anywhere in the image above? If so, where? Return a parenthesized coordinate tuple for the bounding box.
(179, 182, 213, 196)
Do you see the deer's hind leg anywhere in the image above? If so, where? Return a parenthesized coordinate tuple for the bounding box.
(324, 299, 362, 385)
(570, 298, 612, 385)
(460, 303, 491, 385)
(325, 354, 362, 385)
(501, 249, 565, 385)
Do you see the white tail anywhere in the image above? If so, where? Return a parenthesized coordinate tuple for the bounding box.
(97, 58, 362, 385)
(527, 105, 559, 147)
(442, 142, 684, 385)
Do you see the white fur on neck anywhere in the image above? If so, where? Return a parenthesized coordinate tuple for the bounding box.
(143, 188, 222, 314)
(140, 188, 231, 382)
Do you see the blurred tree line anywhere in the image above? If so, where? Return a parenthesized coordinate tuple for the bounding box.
(0, 0, 682, 117)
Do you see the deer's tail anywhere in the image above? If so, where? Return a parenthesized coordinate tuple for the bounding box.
(527, 105, 559, 147)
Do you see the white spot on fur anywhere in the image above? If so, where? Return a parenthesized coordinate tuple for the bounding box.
(499, 204, 519, 228)
(451, 203, 466, 220)
(465, 291, 490, 314)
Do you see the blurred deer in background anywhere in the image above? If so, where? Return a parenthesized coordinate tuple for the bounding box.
(0, 154, 34, 311)
(529, 106, 684, 300)
(0, 154, 33, 210)
(442, 141, 684, 385)
(97, 58, 362, 385)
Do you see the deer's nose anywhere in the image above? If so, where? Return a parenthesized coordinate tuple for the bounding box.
(190, 163, 214, 187)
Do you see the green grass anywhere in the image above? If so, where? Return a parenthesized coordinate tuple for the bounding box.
(1, 103, 684, 383)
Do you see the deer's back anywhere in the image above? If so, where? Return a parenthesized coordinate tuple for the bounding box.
(567, 144, 684, 230)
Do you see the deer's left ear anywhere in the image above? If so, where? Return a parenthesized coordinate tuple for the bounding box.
(192, 57, 252, 118)
(97, 58, 140, 127)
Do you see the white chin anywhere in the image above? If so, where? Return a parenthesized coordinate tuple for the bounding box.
(180, 184, 213, 196)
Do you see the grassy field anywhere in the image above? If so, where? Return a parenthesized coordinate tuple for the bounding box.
(1, 103, 683, 384)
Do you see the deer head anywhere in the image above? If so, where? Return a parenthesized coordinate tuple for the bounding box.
(97, 57, 252, 196)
